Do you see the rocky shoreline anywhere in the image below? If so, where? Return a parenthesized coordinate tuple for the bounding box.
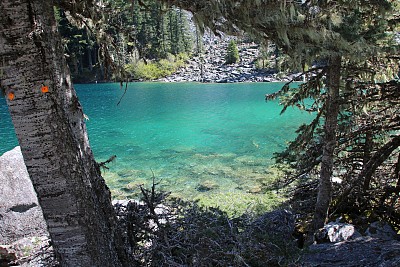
(160, 37, 302, 84)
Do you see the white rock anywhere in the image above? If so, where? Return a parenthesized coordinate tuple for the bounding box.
(0, 147, 48, 244)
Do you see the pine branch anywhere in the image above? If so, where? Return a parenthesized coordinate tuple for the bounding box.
(334, 135, 400, 210)
(98, 155, 117, 169)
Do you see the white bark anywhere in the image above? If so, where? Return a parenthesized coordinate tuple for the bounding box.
(0, 1, 129, 266)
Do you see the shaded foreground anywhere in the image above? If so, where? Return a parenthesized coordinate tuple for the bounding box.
(1, 147, 399, 266)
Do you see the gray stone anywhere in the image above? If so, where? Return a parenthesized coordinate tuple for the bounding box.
(366, 221, 397, 240)
(302, 237, 400, 267)
(305, 221, 400, 266)
(159, 33, 284, 83)
(196, 180, 219, 192)
(315, 222, 362, 243)
(0, 147, 48, 244)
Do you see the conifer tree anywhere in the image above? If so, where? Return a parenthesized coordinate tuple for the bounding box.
(225, 40, 239, 64)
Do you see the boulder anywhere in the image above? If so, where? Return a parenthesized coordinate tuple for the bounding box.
(0, 147, 48, 244)
(304, 221, 400, 266)
(302, 237, 400, 266)
(314, 222, 362, 243)
(365, 221, 397, 240)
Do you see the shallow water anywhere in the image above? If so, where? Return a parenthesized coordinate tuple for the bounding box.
(0, 82, 312, 201)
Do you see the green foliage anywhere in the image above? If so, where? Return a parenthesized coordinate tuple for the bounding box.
(127, 62, 160, 80)
(272, 68, 400, 230)
(195, 191, 283, 218)
(255, 44, 274, 70)
(255, 1, 400, 229)
(56, 0, 194, 82)
(161, 0, 397, 70)
(193, 163, 291, 217)
(126, 53, 188, 80)
(56, 8, 98, 79)
(225, 40, 240, 64)
(130, 0, 193, 60)
(255, 58, 270, 70)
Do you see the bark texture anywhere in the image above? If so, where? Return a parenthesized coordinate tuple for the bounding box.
(312, 55, 342, 232)
(0, 1, 129, 266)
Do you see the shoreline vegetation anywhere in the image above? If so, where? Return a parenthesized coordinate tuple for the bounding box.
(75, 36, 303, 85)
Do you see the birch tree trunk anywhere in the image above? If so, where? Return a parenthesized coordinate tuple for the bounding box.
(0, 1, 129, 266)
(312, 55, 342, 232)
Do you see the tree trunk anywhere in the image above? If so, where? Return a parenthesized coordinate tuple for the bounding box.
(88, 46, 93, 71)
(395, 153, 400, 188)
(312, 55, 341, 232)
(0, 1, 130, 266)
(362, 132, 374, 191)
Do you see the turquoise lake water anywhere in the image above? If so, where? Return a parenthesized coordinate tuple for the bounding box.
(0, 82, 312, 200)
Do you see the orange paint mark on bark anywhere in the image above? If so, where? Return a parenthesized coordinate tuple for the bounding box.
(7, 92, 15, 101)
(41, 86, 49, 93)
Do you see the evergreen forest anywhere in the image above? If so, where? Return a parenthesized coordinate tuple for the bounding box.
(56, 0, 195, 83)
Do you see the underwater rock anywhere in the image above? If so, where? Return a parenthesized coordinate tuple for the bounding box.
(196, 180, 220, 192)
(124, 181, 145, 191)
(117, 169, 145, 178)
(234, 155, 265, 166)
(247, 185, 263, 194)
